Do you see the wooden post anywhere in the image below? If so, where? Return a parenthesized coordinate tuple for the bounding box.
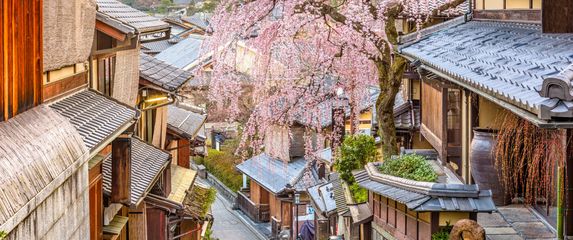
(542, 0, 573, 33)
(565, 130, 573, 238)
(111, 135, 131, 204)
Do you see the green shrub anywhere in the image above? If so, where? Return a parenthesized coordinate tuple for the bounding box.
(378, 154, 438, 182)
(194, 139, 243, 191)
(335, 135, 378, 183)
(349, 182, 368, 203)
(431, 222, 452, 240)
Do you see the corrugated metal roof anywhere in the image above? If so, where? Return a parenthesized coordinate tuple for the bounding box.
(140, 53, 193, 92)
(155, 35, 205, 69)
(96, 0, 169, 34)
(167, 104, 207, 139)
(236, 153, 307, 194)
(400, 20, 573, 120)
(49, 89, 137, 151)
(102, 137, 171, 207)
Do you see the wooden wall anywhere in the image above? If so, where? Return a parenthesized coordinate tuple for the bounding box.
(178, 138, 190, 168)
(146, 208, 167, 240)
(89, 162, 104, 240)
(250, 181, 270, 205)
(542, 0, 573, 33)
(129, 202, 148, 240)
(0, 0, 43, 121)
(421, 81, 444, 154)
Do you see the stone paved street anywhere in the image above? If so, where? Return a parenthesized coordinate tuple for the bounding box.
(479, 205, 556, 240)
(209, 186, 266, 240)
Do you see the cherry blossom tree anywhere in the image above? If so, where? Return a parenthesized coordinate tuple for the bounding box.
(203, 0, 466, 157)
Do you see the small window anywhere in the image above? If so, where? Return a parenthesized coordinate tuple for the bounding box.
(97, 55, 116, 96)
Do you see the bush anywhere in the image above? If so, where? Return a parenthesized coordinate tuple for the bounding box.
(335, 135, 378, 183)
(378, 154, 438, 182)
(349, 182, 368, 203)
(195, 138, 243, 191)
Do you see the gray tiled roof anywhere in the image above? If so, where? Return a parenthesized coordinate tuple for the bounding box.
(167, 105, 207, 139)
(96, 0, 169, 34)
(308, 181, 337, 216)
(142, 39, 177, 55)
(394, 102, 420, 130)
(354, 164, 496, 212)
(49, 89, 137, 150)
(330, 173, 349, 215)
(236, 153, 307, 194)
(155, 35, 205, 69)
(400, 20, 573, 121)
(102, 137, 171, 207)
(181, 14, 209, 30)
(140, 53, 193, 92)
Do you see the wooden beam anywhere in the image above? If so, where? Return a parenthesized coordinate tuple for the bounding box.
(542, 0, 573, 33)
(42, 71, 87, 101)
(111, 135, 131, 204)
(96, 20, 127, 42)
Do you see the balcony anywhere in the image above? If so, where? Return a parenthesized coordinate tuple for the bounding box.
(236, 190, 270, 223)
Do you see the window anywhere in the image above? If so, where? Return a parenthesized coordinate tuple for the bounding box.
(97, 55, 116, 96)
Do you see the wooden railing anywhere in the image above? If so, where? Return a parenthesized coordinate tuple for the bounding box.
(236, 190, 270, 223)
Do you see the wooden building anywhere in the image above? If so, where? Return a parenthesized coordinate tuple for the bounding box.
(0, 1, 145, 239)
(236, 125, 321, 239)
(398, 0, 573, 237)
(354, 160, 495, 240)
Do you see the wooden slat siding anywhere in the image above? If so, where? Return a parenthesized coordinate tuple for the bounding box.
(146, 208, 166, 240)
(0, 0, 42, 121)
(421, 81, 444, 155)
(42, 71, 88, 101)
(89, 163, 104, 240)
(111, 135, 131, 204)
(177, 138, 190, 168)
(542, 0, 573, 33)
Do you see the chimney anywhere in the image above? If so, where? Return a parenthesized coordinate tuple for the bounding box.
(111, 134, 131, 204)
(542, 0, 573, 33)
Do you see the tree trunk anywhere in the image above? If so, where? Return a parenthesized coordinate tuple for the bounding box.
(376, 56, 408, 158)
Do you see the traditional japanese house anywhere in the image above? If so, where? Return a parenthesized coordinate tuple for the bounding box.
(101, 136, 172, 240)
(145, 167, 214, 240)
(92, 0, 171, 106)
(308, 173, 372, 240)
(138, 53, 196, 148)
(166, 104, 208, 167)
(0, 0, 144, 239)
(236, 125, 320, 239)
(397, 0, 573, 237)
(354, 157, 495, 240)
